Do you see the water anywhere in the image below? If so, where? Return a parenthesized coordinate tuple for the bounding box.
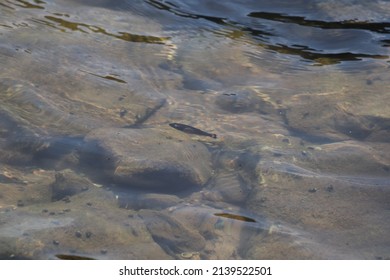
(0, 0, 389, 259)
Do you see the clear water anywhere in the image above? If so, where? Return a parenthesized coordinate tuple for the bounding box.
(0, 0, 389, 259)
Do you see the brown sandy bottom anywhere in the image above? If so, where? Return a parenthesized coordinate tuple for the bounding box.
(1, 0, 390, 259)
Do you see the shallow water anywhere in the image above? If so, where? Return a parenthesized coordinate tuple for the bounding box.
(0, 0, 389, 259)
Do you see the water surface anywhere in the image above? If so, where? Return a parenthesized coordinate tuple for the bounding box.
(0, 0, 389, 259)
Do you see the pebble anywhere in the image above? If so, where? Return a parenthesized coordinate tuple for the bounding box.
(62, 196, 71, 203)
(326, 185, 334, 192)
(180, 252, 200, 259)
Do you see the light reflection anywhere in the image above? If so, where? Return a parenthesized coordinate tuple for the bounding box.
(41, 15, 170, 44)
(5, 0, 45, 10)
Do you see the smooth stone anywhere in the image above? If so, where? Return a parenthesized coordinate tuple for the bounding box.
(0, 78, 166, 169)
(305, 141, 390, 176)
(285, 94, 390, 142)
(50, 169, 94, 201)
(0, 165, 54, 208)
(0, 189, 171, 259)
(117, 193, 182, 210)
(215, 88, 276, 115)
(139, 209, 206, 256)
(83, 127, 212, 193)
(206, 171, 252, 205)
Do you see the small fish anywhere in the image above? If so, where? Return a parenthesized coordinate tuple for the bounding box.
(214, 213, 256, 223)
(169, 123, 217, 138)
(55, 254, 95, 260)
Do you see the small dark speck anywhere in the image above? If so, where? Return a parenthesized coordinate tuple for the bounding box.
(366, 79, 373, 85)
(308, 188, 317, 193)
(53, 240, 60, 245)
(131, 228, 138, 237)
(119, 108, 127, 118)
(326, 185, 334, 192)
(301, 150, 308, 156)
(85, 231, 92, 238)
(49, 212, 56, 215)
(273, 152, 282, 157)
(75, 231, 82, 238)
(282, 138, 290, 143)
(42, 209, 48, 213)
(17, 200, 24, 207)
(101, 249, 107, 255)
(259, 197, 267, 204)
(86, 202, 92, 206)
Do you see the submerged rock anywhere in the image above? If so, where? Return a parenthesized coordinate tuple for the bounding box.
(0, 78, 166, 167)
(0, 165, 54, 208)
(83, 127, 212, 194)
(215, 87, 277, 115)
(139, 209, 206, 256)
(204, 172, 252, 205)
(0, 78, 94, 137)
(50, 169, 94, 201)
(0, 188, 171, 259)
(117, 193, 182, 210)
(303, 141, 390, 176)
(285, 93, 390, 142)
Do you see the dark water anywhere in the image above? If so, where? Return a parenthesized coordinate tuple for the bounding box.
(0, 0, 389, 259)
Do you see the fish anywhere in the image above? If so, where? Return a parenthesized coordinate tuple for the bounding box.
(55, 254, 95, 260)
(169, 123, 217, 138)
(214, 213, 256, 223)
